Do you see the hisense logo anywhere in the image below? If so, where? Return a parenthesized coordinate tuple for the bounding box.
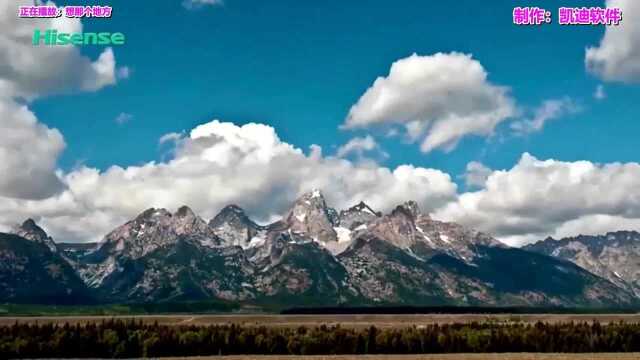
(32, 29, 125, 46)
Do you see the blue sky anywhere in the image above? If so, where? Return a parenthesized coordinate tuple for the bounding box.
(31, 0, 640, 185)
(3, 0, 640, 245)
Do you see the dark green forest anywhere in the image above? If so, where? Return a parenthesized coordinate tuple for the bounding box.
(3, 320, 640, 358)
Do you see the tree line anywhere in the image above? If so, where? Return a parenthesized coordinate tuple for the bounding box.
(2, 319, 640, 358)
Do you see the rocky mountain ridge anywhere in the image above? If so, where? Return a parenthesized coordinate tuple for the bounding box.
(12, 219, 59, 253)
(524, 231, 640, 297)
(1, 190, 638, 308)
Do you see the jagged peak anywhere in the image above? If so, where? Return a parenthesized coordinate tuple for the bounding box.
(281, 189, 337, 242)
(21, 218, 39, 229)
(310, 188, 323, 199)
(402, 201, 420, 216)
(136, 207, 172, 221)
(391, 201, 420, 220)
(14, 218, 49, 241)
(219, 204, 246, 215)
(11, 218, 59, 252)
(174, 205, 196, 218)
(210, 204, 260, 229)
(20, 218, 44, 232)
(541, 230, 640, 245)
(347, 201, 381, 217)
(288, 189, 330, 216)
(211, 204, 254, 222)
(297, 188, 326, 202)
(605, 230, 640, 238)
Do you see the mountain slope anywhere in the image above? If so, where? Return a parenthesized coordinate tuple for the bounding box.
(209, 205, 263, 248)
(249, 232, 358, 306)
(93, 237, 256, 302)
(338, 203, 635, 307)
(524, 231, 640, 297)
(0, 233, 92, 304)
(95, 206, 223, 260)
(282, 189, 338, 244)
(79, 206, 223, 288)
(338, 201, 381, 230)
(12, 219, 59, 253)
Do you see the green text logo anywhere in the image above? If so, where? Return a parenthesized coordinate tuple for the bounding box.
(32, 29, 125, 46)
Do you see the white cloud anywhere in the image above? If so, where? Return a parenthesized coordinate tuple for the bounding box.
(552, 215, 640, 241)
(586, 0, 640, 82)
(0, 120, 458, 242)
(343, 53, 516, 153)
(182, 0, 223, 10)
(594, 85, 607, 100)
(510, 97, 580, 135)
(0, 97, 66, 200)
(114, 112, 133, 125)
(336, 135, 388, 160)
(462, 161, 492, 189)
(159, 132, 184, 145)
(436, 153, 640, 246)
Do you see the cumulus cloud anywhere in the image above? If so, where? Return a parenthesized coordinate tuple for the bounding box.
(435, 153, 640, 246)
(510, 97, 580, 135)
(0, 120, 458, 242)
(552, 215, 640, 241)
(462, 161, 492, 189)
(0, 97, 66, 200)
(343, 53, 516, 153)
(336, 135, 388, 160)
(159, 132, 184, 145)
(586, 0, 640, 82)
(182, 0, 223, 10)
(0, 1, 125, 98)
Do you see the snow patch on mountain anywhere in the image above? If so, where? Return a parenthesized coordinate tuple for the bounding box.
(246, 232, 267, 249)
(334, 227, 352, 243)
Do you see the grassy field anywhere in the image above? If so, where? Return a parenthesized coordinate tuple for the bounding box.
(164, 354, 640, 359)
(2, 313, 640, 328)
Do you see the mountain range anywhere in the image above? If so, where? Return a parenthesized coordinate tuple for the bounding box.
(1, 190, 639, 309)
(524, 231, 640, 298)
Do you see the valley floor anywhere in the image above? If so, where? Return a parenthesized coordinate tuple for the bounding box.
(4, 313, 640, 328)
(165, 354, 640, 360)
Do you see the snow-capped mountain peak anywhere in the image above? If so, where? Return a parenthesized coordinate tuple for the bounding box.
(392, 201, 423, 220)
(338, 201, 381, 230)
(525, 231, 640, 297)
(283, 189, 337, 243)
(210, 205, 262, 248)
(95, 206, 221, 260)
(4, 194, 636, 309)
